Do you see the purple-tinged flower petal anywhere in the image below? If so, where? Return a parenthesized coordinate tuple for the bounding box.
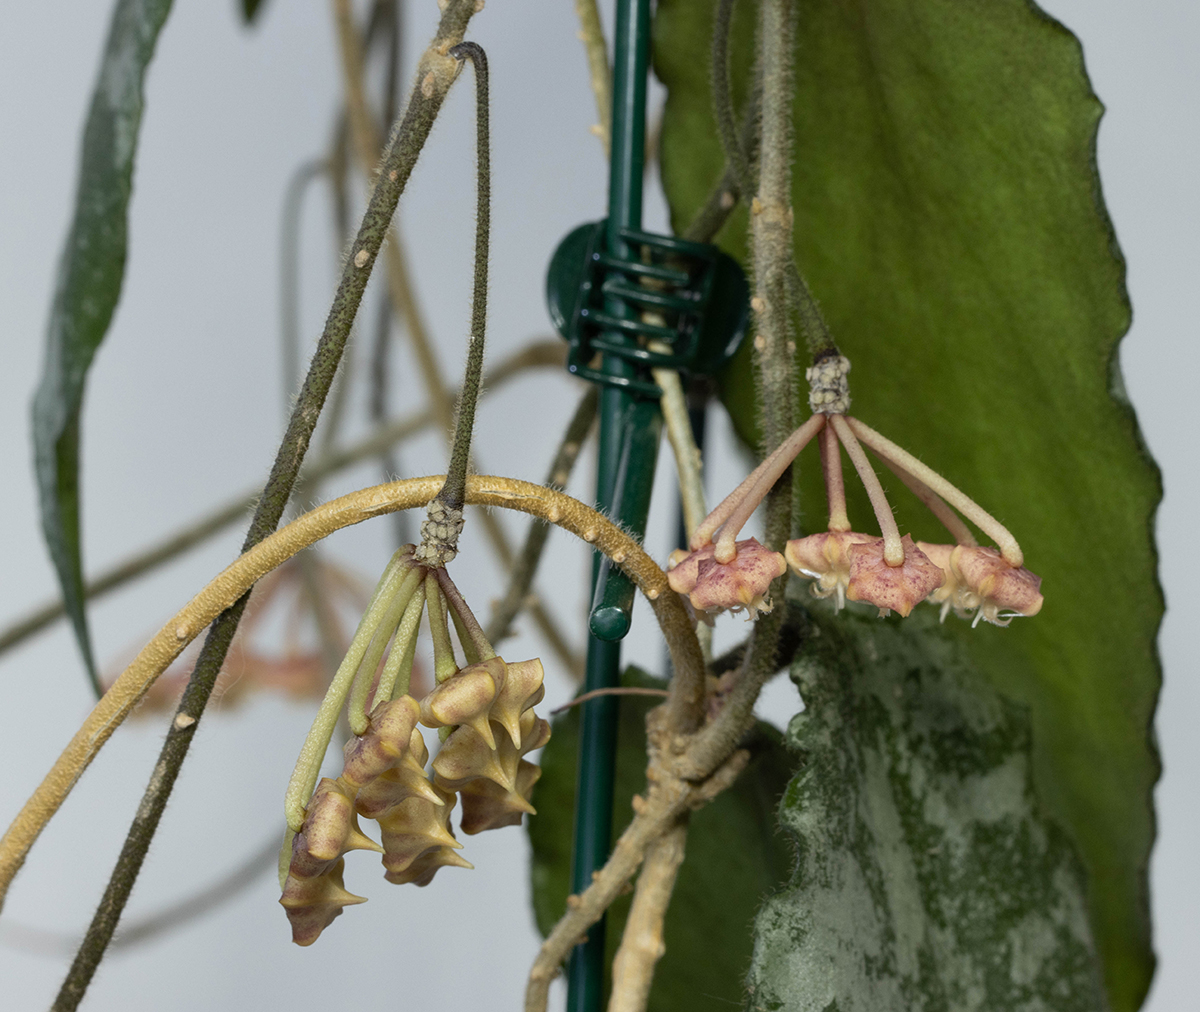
(918, 543, 1043, 627)
(668, 538, 786, 620)
(845, 536, 945, 617)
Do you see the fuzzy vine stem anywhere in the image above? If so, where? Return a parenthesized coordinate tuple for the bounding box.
(0, 475, 705, 913)
(45, 5, 482, 1008)
(332, 1, 580, 674)
(711, 0, 750, 195)
(434, 41, 489, 515)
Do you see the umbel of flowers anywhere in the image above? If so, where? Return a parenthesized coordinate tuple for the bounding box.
(668, 352, 1043, 626)
(278, 544, 549, 946)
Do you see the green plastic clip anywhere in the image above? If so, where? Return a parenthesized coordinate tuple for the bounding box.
(546, 220, 749, 398)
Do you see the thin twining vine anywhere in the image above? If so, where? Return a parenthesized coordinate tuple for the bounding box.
(334, 5, 581, 677)
(44, 5, 484, 1010)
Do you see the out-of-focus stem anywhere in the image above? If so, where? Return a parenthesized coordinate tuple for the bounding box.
(484, 386, 598, 650)
(574, 0, 612, 154)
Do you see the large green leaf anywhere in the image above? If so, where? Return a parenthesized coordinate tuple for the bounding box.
(528, 669, 796, 1010)
(654, 2, 1161, 1009)
(32, 0, 174, 693)
(748, 608, 1107, 1012)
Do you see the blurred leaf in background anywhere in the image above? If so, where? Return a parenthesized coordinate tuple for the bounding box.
(31, 0, 174, 695)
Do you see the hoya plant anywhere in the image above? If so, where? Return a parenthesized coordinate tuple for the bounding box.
(0, 0, 1161, 1011)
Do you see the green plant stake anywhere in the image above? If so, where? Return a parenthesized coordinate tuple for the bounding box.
(544, 2, 747, 1007)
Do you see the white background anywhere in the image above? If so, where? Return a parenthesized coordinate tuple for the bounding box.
(0, 1, 1194, 1009)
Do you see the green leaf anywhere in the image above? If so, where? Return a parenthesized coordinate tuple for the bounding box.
(32, 0, 174, 694)
(748, 608, 1108, 1012)
(528, 668, 796, 1010)
(240, 0, 267, 25)
(654, 2, 1161, 1008)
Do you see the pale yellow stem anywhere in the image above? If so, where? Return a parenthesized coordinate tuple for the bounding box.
(845, 416, 1022, 567)
(345, 565, 423, 737)
(574, 0, 612, 154)
(608, 818, 688, 1012)
(830, 415, 903, 566)
(0, 477, 700, 912)
(653, 366, 707, 542)
(820, 421, 850, 532)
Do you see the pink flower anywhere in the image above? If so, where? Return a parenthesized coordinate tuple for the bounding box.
(919, 543, 1043, 627)
(784, 531, 875, 610)
(667, 538, 787, 622)
(786, 532, 944, 617)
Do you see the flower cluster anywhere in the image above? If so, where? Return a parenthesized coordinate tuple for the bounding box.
(666, 354, 1043, 627)
(278, 547, 549, 945)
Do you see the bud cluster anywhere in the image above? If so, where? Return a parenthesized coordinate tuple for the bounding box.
(279, 546, 550, 945)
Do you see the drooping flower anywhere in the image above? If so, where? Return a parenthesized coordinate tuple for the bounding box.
(843, 535, 945, 617)
(279, 545, 551, 944)
(786, 532, 944, 617)
(784, 531, 874, 610)
(919, 542, 1043, 626)
(279, 778, 378, 946)
(667, 538, 787, 622)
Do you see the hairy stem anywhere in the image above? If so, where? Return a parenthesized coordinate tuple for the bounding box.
(334, 0, 580, 669)
(48, 5, 482, 1007)
(0, 475, 704, 915)
(711, 0, 750, 194)
(436, 41, 490, 513)
(682, 61, 761, 245)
